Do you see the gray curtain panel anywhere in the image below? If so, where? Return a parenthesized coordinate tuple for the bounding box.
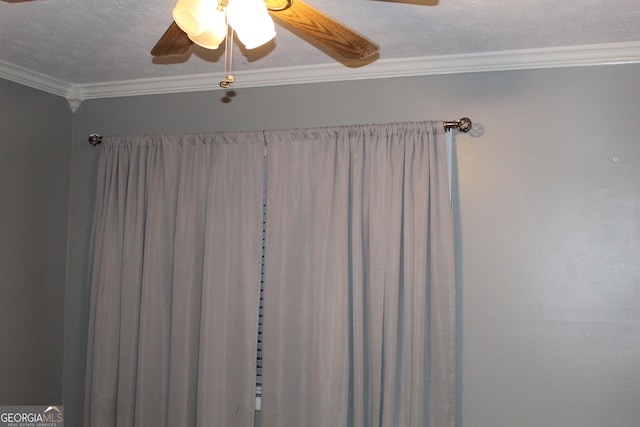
(84, 133, 265, 427)
(261, 121, 456, 427)
(84, 121, 455, 427)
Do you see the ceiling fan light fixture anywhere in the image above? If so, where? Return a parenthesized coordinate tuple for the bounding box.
(226, 0, 276, 50)
(172, 0, 220, 36)
(187, 9, 227, 49)
(188, 26, 226, 50)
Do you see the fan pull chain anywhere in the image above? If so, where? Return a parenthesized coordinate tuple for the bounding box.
(220, 22, 235, 88)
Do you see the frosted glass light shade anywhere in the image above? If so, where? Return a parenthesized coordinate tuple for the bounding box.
(226, 0, 276, 49)
(188, 8, 227, 49)
(173, 0, 220, 36)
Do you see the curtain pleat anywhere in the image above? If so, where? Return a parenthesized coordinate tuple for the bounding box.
(261, 121, 456, 427)
(84, 133, 265, 427)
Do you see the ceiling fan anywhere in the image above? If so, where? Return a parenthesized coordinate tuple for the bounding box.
(151, 0, 380, 62)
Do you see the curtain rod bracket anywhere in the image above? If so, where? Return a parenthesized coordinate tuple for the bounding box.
(88, 134, 103, 146)
(443, 118, 472, 133)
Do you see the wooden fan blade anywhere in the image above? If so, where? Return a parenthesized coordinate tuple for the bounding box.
(266, 0, 379, 61)
(151, 22, 194, 57)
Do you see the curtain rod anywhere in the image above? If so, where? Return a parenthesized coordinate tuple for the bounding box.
(87, 117, 472, 146)
(443, 117, 472, 133)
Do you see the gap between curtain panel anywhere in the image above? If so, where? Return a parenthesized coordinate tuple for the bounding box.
(84, 121, 456, 427)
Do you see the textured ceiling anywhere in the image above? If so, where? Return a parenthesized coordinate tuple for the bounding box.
(1, 0, 640, 86)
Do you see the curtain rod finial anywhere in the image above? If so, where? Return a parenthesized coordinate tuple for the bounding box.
(88, 134, 103, 146)
(444, 117, 472, 133)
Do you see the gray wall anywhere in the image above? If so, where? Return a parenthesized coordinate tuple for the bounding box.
(0, 79, 71, 404)
(62, 63, 640, 427)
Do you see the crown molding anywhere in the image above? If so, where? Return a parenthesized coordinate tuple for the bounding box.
(0, 59, 74, 98)
(2, 41, 640, 110)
